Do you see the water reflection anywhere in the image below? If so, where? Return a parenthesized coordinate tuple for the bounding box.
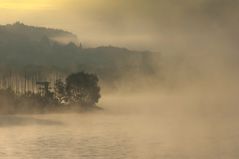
(0, 115, 63, 127)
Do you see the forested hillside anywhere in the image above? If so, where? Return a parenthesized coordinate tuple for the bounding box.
(0, 23, 157, 88)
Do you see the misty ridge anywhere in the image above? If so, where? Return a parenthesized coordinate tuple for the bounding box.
(0, 22, 157, 91)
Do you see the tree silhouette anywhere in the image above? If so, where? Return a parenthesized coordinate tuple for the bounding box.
(54, 79, 66, 103)
(65, 72, 101, 106)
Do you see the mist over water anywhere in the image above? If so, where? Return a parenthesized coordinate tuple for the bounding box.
(1, 74, 239, 159)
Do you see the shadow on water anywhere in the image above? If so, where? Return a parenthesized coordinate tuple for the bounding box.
(0, 115, 63, 127)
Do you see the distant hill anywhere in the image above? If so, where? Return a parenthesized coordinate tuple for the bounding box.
(0, 22, 78, 44)
(0, 22, 157, 87)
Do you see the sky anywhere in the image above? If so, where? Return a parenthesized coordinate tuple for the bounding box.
(0, 0, 238, 53)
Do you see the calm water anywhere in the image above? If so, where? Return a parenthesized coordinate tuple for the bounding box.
(0, 94, 239, 159)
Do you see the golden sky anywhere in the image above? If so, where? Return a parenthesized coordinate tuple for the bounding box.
(0, 0, 238, 52)
(0, 0, 56, 10)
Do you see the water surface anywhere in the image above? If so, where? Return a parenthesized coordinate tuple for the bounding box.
(0, 93, 239, 159)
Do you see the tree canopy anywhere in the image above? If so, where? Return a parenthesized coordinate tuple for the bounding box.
(65, 72, 101, 106)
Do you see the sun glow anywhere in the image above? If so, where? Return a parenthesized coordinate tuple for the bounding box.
(0, 0, 55, 10)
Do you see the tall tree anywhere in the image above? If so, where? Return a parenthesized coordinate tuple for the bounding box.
(65, 72, 101, 106)
(54, 79, 66, 103)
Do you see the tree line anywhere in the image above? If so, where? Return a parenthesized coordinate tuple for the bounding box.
(0, 72, 101, 114)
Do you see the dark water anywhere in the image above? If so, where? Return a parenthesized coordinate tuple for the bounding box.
(0, 94, 239, 159)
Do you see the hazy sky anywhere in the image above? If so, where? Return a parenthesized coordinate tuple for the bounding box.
(0, 0, 238, 52)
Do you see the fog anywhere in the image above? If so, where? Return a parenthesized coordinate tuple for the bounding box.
(1, 83, 239, 158)
(1, 0, 239, 158)
(101, 89, 239, 158)
(1, 0, 238, 51)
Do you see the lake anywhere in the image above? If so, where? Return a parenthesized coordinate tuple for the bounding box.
(0, 92, 239, 159)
